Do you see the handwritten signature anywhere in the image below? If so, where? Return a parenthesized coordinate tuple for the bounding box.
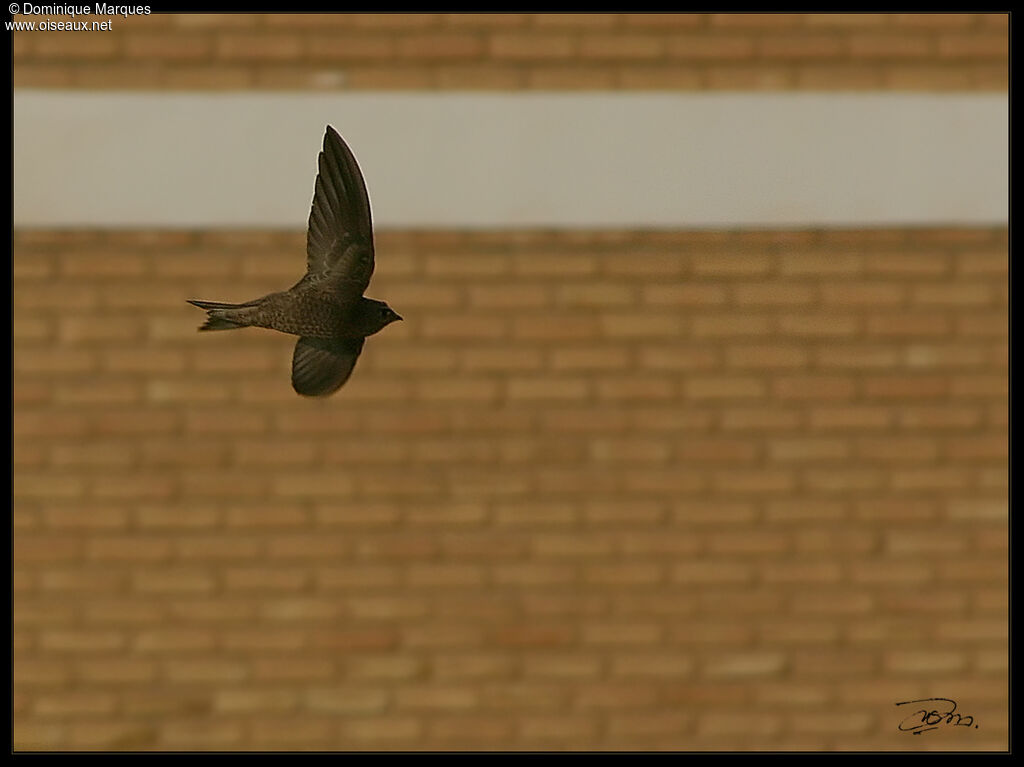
(895, 698, 978, 735)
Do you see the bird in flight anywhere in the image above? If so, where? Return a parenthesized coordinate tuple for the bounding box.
(188, 126, 401, 397)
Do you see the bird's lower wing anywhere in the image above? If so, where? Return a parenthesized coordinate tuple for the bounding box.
(291, 336, 365, 397)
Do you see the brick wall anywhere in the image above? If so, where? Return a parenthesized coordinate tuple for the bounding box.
(13, 228, 1008, 750)
(14, 10, 1009, 753)
(13, 12, 1008, 90)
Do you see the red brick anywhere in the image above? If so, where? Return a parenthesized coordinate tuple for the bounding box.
(343, 716, 422, 744)
(556, 282, 636, 307)
(342, 13, 438, 29)
(867, 313, 951, 337)
(849, 34, 933, 58)
(602, 252, 686, 276)
(779, 313, 859, 337)
(703, 652, 786, 678)
(427, 715, 515, 745)
(16, 348, 96, 374)
(760, 34, 844, 59)
(955, 249, 1007, 276)
(123, 32, 214, 61)
(709, 311, 784, 340)
(423, 253, 506, 277)
(517, 715, 597, 744)
(33, 33, 118, 59)
(39, 629, 126, 654)
(620, 13, 701, 28)
(957, 313, 1008, 337)
(863, 374, 949, 399)
(721, 407, 802, 431)
(421, 315, 507, 340)
(34, 691, 118, 718)
(159, 721, 244, 748)
(710, 13, 802, 27)
(167, 12, 257, 27)
(15, 284, 97, 310)
(132, 568, 216, 594)
(884, 65, 973, 89)
(898, 406, 980, 430)
(545, 346, 626, 372)
(809, 406, 893, 430)
(979, 13, 1009, 27)
(774, 375, 856, 400)
(437, 13, 525, 27)
(177, 536, 262, 561)
(513, 252, 598, 276)
(467, 284, 549, 308)
(507, 376, 589, 401)
(686, 376, 765, 400)
(86, 533, 173, 562)
(580, 34, 664, 60)
(14, 474, 86, 500)
(724, 346, 802, 372)
(492, 563, 575, 586)
(513, 315, 602, 341)
(945, 436, 1007, 461)
(102, 349, 186, 374)
(938, 33, 1008, 59)
(904, 343, 988, 368)
(216, 33, 302, 61)
(344, 65, 435, 89)
(13, 317, 52, 344)
(913, 283, 994, 306)
(668, 35, 756, 60)
(803, 467, 884, 493)
(490, 34, 576, 59)
(59, 251, 147, 278)
(163, 65, 254, 88)
(733, 283, 815, 306)
(274, 468, 361, 498)
(709, 64, 794, 88)
(821, 282, 906, 305)
(41, 506, 129, 530)
(857, 437, 938, 463)
(13, 64, 74, 87)
(643, 284, 727, 306)
(768, 439, 849, 464)
(396, 685, 479, 712)
(890, 468, 970, 491)
(575, 682, 660, 709)
(692, 252, 772, 276)
(781, 251, 863, 275)
(529, 13, 615, 27)
(891, 13, 976, 27)
(404, 563, 483, 588)
(304, 33, 396, 62)
(438, 62, 528, 88)
(397, 33, 484, 59)
(864, 251, 950, 275)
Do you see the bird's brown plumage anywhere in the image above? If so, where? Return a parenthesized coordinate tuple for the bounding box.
(187, 126, 401, 397)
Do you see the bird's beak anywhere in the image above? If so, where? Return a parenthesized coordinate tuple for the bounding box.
(395, 314, 404, 322)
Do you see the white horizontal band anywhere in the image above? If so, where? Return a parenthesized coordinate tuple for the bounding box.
(14, 90, 1007, 229)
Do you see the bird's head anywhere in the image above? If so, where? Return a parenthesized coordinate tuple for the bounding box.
(364, 299, 403, 334)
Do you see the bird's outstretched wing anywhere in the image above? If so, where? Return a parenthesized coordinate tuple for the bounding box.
(291, 336, 365, 397)
(300, 126, 375, 303)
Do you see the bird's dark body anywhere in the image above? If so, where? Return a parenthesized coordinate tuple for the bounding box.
(205, 289, 384, 340)
(255, 290, 357, 339)
(187, 126, 401, 397)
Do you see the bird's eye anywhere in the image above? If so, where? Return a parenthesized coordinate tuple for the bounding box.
(380, 308, 389, 319)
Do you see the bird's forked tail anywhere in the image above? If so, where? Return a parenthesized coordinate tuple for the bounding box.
(187, 299, 258, 331)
